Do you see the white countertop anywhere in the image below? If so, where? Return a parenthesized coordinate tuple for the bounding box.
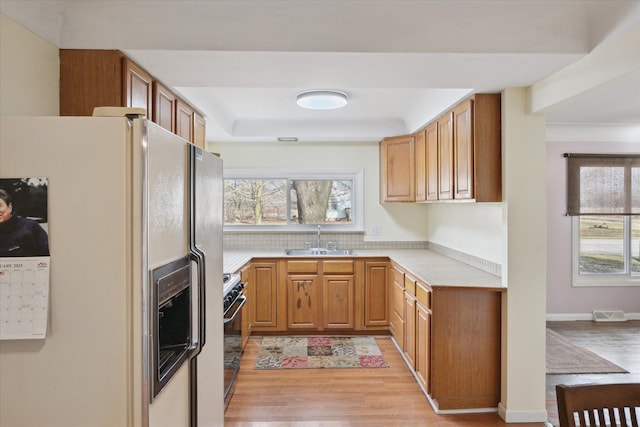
(224, 249, 504, 290)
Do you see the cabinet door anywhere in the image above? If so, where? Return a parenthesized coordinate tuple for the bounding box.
(453, 99, 474, 200)
(60, 49, 125, 116)
(437, 112, 453, 200)
(380, 135, 415, 202)
(240, 265, 252, 350)
(415, 302, 431, 393)
(124, 58, 153, 118)
(152, 81, 176, 132)
(323, 275, 354, 329)
(287, 275, 320, 329)
(403, 291, 416, 369)
(176, 99, 194, 142)
(425, 121, 439, 201)
(193, 112, 206, 149)
(251, 262, 278, 329)
(364, 262, 389, 327)
(389, 272, 405, 344)
(414, 129, 427, 202)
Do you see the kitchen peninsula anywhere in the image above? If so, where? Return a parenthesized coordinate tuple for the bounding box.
(224, 248, 504, 414)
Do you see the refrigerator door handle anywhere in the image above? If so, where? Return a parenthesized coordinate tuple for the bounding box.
(189, 247, 206, 356)
(189, 144, 206, 356)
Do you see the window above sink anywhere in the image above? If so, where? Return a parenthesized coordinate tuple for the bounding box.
(223, 168, 364, 232)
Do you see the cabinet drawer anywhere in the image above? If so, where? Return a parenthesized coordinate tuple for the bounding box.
(416, 282, 431, 308)
(404, 275, 416, 295)
(323, 260, 354, 274)
(391, 267, 404, 285)
(287, 260, 319, 274)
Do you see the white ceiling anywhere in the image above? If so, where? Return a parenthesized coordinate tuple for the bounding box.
(1, 0, 639, 143)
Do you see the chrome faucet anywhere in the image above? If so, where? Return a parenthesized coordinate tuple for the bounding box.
(317, 224, 321, 249)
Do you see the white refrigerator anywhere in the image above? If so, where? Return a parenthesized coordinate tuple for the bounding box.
(0, 112, 224, 427)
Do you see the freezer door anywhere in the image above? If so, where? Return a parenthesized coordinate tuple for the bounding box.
(141, 120, 191, 427)
(190, 145, 225, 426)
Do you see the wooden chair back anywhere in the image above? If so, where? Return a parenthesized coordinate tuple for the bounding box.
(556, 383, 640, 427)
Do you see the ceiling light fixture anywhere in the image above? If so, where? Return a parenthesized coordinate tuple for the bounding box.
(277, 137, 298, 142)
(296, 90, 348, 110)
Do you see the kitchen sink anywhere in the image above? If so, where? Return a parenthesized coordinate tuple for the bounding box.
(284, 248, 356, 256)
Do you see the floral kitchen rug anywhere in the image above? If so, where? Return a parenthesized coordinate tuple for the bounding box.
(254, 336, 389, 369)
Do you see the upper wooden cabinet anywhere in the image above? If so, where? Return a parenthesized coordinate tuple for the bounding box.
(176, 99, 194, 143)
(193, 112, 206, 149)
(433, 93, 501, 203)
(460, 94, 502, 202)
(380, 134, 416, 202)
(153, 81, 177, 133)
(452, 100, 473, 199)
(425, 122, 439, 202)
(414, 129, 427, 202)
(124, 58, 153, 118)
(381, 93, 501, 204)
(436, 112, 454, 201)
(60, 49, 205, 147)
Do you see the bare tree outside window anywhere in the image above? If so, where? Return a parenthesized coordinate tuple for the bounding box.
(223, 174, 357, 229)
(224, 179, 286, 225)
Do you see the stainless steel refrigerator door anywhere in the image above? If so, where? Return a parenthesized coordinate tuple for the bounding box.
(140, 119, 192, 427)
(190, 146, 225, 426)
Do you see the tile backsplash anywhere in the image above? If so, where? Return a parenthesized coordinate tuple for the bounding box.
(223, 232, 428, 251)
(223, 232, 501, 276)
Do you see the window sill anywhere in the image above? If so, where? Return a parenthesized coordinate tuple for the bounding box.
(572, 276, 640, 287)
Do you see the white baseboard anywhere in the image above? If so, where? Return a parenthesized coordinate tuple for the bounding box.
(498, 402, 548, 423)
(546, 312, 640, 321)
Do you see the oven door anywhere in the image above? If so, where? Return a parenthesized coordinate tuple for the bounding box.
(223, 294, 246, 409)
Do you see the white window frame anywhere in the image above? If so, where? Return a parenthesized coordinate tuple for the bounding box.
(223, 168, 365, 232)
(572, 215, 640, 287)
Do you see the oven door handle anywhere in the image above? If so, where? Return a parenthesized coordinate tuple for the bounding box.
(223, 296, 246, 324)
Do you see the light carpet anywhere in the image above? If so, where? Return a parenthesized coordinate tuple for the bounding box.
(546, 328, 628, 374)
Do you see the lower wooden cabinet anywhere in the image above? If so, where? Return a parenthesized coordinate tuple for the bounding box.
(285, 259, 356, 331)
(415, 299, 431, 393)
(323, 274, 355, 329)
(363, 261, 389, 327)
(287, 274, 320, 329)
(244, 255, 501, 412)
(250, 260, 280, 331)
(239, 264, 252, 350)
(403, 288, 416, 369)
(429, 288, 502, 411)
(389, 262, 501, 412)
(389, 266, 405, 344)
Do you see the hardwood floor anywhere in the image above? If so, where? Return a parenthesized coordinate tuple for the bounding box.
(225, 321, 639, 426)
(545, 320, 640, 427)
(225, 336, 545, 427)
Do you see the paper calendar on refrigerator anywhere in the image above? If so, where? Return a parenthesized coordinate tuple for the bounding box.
(0, 257, 50, 340)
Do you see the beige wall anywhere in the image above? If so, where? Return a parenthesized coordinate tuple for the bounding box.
(427, 202, 503, 264)
(0, 13, 59, 117)
(212, 140, 430, 242)
(499, 87, 547, 422)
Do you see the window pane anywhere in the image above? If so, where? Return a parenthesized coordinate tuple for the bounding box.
(633, 216, 640, 274)
(579, 215, 625, 274)
(290, 180, 352, 225)
(580, 166, 625, 214)
(224, 179, 286, 225)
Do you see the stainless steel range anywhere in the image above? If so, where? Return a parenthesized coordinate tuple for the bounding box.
(222, 273, 245, 410)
